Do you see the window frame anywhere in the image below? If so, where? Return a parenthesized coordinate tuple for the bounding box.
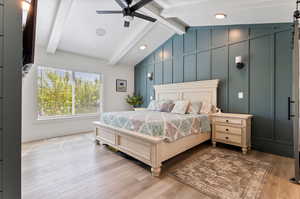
(36, 66, 103, 121)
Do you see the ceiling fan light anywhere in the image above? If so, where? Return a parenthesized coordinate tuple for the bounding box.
(215, 13, 227, 19)
(124, 15, 134, 22)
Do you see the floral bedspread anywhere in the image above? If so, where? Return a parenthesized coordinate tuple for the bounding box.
(100, 111, 211, 142)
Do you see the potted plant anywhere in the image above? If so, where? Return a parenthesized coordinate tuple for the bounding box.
(126, 94, 143, 109)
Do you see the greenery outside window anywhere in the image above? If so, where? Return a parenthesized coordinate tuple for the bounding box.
(37, 66, 102, 120)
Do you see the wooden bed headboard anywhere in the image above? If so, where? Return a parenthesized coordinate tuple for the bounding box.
(153, 80, 219, 107)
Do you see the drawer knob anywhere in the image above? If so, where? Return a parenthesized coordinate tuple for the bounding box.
(226, 129, 229, 131)
(226, 120, 229, 123)
(225, 137, 229, 139)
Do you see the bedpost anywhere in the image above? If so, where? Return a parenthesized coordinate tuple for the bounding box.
(151, 142, 162, 177)
(95, 128, 102, 145)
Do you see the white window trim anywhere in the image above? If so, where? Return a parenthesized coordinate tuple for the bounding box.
(35, 65, 103, 122)
(35, 113, 101, 124)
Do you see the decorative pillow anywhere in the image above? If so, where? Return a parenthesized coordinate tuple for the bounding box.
(171, 100, 190, 114)
(159, 100, 174, 112)
(200, 103, 213, 114)
(147, 100, 160, 111)
(187, 101, 202, 114)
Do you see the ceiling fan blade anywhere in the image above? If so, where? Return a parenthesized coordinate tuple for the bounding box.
(132, 12, 156, 22)
(130, 0, 153, 12)
(96, 10, 123, 14)
(124, 21, 130, 27)
(115, 0, 127, 9)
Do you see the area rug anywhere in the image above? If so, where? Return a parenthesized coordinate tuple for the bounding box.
(168, 148, 272, 199)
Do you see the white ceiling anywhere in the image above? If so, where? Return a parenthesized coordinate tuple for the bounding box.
(36, 0, 295, 66)
(160, 0, 295, 26)
(59, 0, 146, 61)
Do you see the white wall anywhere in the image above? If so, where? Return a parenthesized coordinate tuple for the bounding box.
(22, 47, 134, 142)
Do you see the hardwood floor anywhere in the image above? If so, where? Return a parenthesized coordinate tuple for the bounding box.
(22, 133, 300, 199)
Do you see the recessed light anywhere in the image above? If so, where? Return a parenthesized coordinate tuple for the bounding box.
(140, 45, 147, 50)
(215, 13, 227, 19)
(96, 28, 106, 36)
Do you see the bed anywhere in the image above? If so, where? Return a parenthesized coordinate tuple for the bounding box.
(93, 79, 219, 176)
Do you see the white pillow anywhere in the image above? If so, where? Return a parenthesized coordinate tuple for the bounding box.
(200, 103, 213, 114)
(171, 100, 190, 114)
(147, 100, 174, 112)
(147, 100, 160, 111)
(187, 101, 202, 114)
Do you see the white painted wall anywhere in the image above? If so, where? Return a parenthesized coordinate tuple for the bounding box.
(22, 46, 134, 142)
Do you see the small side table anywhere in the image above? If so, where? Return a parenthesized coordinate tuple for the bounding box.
(211, 113, 253, 154)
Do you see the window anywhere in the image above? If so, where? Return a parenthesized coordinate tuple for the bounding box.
(37, 66, 102, 119)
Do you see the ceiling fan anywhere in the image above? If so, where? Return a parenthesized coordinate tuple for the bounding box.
(96, 0, 156, 28)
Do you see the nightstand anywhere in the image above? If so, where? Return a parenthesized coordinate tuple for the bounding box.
(134, 108, 147, 111)
(211, 113, 253, 154)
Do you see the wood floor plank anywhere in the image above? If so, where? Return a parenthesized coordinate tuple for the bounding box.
(22, 133, 300, 199)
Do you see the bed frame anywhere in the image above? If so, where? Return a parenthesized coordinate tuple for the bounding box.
(94, 79, 219, 176)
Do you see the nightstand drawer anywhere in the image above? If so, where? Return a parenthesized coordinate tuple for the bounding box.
(215, 118, 242, 125)
(215, 132, 242, 144)
(215, 125, 242, 135)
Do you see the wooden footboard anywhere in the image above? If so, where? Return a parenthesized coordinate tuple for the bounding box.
(93, 121, 211, 177)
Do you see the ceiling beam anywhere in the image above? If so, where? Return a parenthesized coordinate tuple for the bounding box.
(109, 2, 186, 65)
(109, 21, 156, 65)
(139, 3, 186, 35)
(47, 0, 74, 54)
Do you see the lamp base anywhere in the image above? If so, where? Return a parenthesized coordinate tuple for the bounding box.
(236, 63, 245, 69)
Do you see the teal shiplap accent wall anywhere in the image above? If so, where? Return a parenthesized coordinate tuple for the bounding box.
(134, 23, 293, 157)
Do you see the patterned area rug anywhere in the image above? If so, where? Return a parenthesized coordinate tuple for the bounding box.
(168, 148, 272, 199)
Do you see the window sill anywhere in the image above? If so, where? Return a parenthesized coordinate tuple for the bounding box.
(35, 114, 100, 124)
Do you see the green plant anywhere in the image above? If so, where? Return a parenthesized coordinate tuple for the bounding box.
(126, 94, 143, 107)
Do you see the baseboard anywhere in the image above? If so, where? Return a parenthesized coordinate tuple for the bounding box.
(252, 138, 293, 157)
(22, 128, 94, 143)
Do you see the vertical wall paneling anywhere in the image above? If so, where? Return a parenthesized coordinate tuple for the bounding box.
(274, 30, 293, 143)
(184, 54, 197, 82)
(197, 51, 211, 80)
(250, 35, 274, 140)
(0, 130, 2, 161)
(140, 66, 147, 107)
(212, 47, 228, 112)
(163, 39, 173, 84)
(155, 47, 163, 63)
(250, 24, 274, 39)
(154, 62, 163, 85)
(163, 39, 173, 60)
(197, 29, 211, 51)
(135, 24, 293, 157)
(146, 63, 155, 105)
(163, 60, 173, 84)
(134, 66, 140, 95)
(184, 29, 196, 53)
(228, 41, 249, 114)
(0, 38, 3, 67)
(173, 35, 184, 83)
(212, 27, 228, 48)
(229, 27, 249, 44)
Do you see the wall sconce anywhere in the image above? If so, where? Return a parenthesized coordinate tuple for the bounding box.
(147, 72, 153, 81)
(235, 56, 245, 69)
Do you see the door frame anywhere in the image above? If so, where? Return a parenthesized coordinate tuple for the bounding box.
(290, 20, 300, 184)
(2, 0, 22, 198)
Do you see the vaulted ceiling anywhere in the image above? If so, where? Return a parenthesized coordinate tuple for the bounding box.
(36, 0, 295, 66)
